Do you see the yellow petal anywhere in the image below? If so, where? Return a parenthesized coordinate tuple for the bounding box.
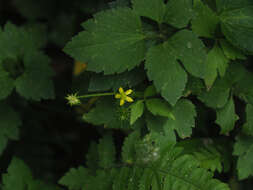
(115, 94, 121, 99)
(126, 96, 134, 103)
(119, 87, 124, 94)
(120, 99, 125, 106)
(125, 89, 133, 95)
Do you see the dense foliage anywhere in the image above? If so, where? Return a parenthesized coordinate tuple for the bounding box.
(1, 0, 253, 189)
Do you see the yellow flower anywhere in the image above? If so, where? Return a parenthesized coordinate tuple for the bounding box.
(115, 87, 134, 106)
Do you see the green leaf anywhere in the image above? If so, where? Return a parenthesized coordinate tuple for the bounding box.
(83, 97, 130, 129)
(88, 67, 145, 92)
(169, 30, 206, 78)
(164, 0, 195, 28)
(64, 8, 146, 74)
(146, 98, 175, 120)
(162, 154, 230, 190)
(0, 67, 15, 100)
(0, 22, 46, 62)
(144, 85, 157, 98)
(204, 43, 229, 88)
(233, 135, 253, 179)
(216, 0, 253, 13)
(145, 42, 187, 105)
(98, 134, 116, 168)
(167, 99, 196, 138)
(191, 0, 220, 38)
(113, 167, 131, 190)
(220, 39, 246, 60)
(131, 0, 165, 23)
(130, 100, 144, 125)
(2, 157, 33, 190)
(86, 142, 99, 172)
(58, 166, 89, 190)
(215, 97, 239, 135)
(243, 104, 253, 136)
(220, 6, 253, 53)
(198, 78, 230, 108)
(122, 131, 140, 163)
(15, 52, 55, 100)
(0, 104, 22, 156)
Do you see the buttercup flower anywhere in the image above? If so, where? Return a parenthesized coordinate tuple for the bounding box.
(115, 87, 134, 106)
(65, 93, 81, 106)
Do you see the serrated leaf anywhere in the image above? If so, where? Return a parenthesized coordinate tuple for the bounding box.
(2, 158, 33, 190)
(88, 67, 145, 92)
(0, 104, 22, 155)
(64, 8, 146, 75)
(233, 135, 253, 179)
(58, 166, 89, 190)
(130, 100, 144, 125)
(146, 98, 175, 120)
(169, 30, 206, 78)
(167, 99, 196, 138)
(145, 42, 187, 105)
(215, 97, 238, 134)
(191, 0, 220, 38)
(131, 0, 165, 23)
(144, 85, 157, 98)
(220, 39, 246, 60)
(0, 22, 46, 62)
(122, 131, 140, 163)
(0, 67, 15, 100)
(198, 78, 230, 108)
(220, 6, 253, 53)
(164, 0, 195, 28)
(243, 104, 253, 136)
(204, 43, 229, 88)
(98, 134, 116, 168)
(15, 52, 55, 100)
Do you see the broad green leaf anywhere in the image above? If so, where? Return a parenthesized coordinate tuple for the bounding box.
(243, 104, 253, 136)
(199, 77, 231, 109)
(86, 142, 99, 172)
(88, 67, 145, 92)
(220, 6, 253, 53)
(145, 42, 187, 105)
(233, 135, 253, 179)
(191, 0, 220, 38)
(164, 0, 195, 28)
(169, 30, 206, 78)
(130, 100, 144, 125)
(204, 43, 229, 88)
(0, 22, 46, 62)
(220, 39, 246, 60)
(0, 67, 15, 100)
(2, 158, 33, 190)
(146, 98, 175, 120)
(15, 52, 55, 101)
(215, 97, 238, 134)
(113, 167, 131, 190)
(167, 99, 196, 138)
(0, 104, 22, 155)
(58, 167, 89, 190)
(64, 8, 146, 74)
(98, 134, 116, 168)
(216, 0, 253, 13)
(83, 97, 130, 129)
(131, 0, 165, 23)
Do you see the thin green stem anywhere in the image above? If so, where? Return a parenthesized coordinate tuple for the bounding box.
(77, 92, 115, 99)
